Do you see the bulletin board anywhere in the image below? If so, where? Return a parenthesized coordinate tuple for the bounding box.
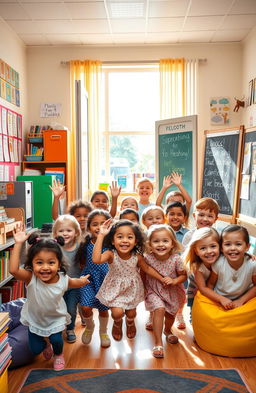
(200, 126, 244, 223)
(0, 104, 22, 181)
(155, 115, 198, 204)
(237, 127, 256, 233)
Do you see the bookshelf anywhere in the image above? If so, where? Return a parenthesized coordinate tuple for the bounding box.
(22, 129, 68, 203)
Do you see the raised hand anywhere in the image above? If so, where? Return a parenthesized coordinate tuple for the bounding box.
(109, 181, 122, 198)
(163, 175, 173, 189)
(171, 172, 182, 186)
(12, 222, 29, 244)
(49, 179, 66, 198)
(99, 218, 113, 236)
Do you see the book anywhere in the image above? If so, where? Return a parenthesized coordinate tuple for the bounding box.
(0, 313, 9, 327)
(45, 171, 65, 184)
(0, 287, 12, 304)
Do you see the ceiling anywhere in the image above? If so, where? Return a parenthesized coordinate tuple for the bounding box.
(0, 0, 256, 46)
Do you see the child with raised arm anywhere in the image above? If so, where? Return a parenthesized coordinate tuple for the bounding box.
(144, 224, 187, 358)
(50, 179, 92, 234)
(9, 225, 89, 371)
(156, 172, 192, 214)
(90, 181, 122, 218)
(92, 219, 166, 342)
(207, 225, 256, 309)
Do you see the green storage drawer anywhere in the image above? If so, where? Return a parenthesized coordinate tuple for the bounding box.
(17, 175, 55, 229)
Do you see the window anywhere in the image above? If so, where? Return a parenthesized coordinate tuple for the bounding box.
(100, 64, 160, 192)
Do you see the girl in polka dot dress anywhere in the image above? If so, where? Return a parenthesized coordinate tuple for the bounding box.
(76, 209, 111, 348)
(93, 219, 166, 342)
(144, 224, 187, 359)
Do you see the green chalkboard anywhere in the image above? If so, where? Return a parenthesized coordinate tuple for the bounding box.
(156, 115, 197, 202)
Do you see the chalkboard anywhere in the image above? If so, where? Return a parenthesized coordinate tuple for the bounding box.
(201, 127, 243, 219)
(155, 115, 197, 203)
(239, 128, 256, 220)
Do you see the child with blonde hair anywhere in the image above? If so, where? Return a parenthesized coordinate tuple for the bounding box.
(120, 196, 138, 211)
(136, 177, 155, 217)
(183, 227, 222, 311)
(52, 214, 82, 343)
(141, 205, 165, 230)
(144, 224, 186, 358)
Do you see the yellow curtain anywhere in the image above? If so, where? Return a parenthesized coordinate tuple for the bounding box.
(159, 58, 185, 119)
(70, 60, 102, 202)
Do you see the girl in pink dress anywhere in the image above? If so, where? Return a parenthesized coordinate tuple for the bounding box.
(92, 219, 166, 342)
(144, 224, 187, 358)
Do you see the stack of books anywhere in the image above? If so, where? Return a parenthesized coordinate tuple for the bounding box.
(0, 208, 15, 225)
(0, 312, 11, 393)
(45, 167, 65, 184)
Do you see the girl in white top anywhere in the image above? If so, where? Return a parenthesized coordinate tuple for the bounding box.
(208, 225, 256, 309)
(9, 224, 89, 371)
(183, 227, 222, 310)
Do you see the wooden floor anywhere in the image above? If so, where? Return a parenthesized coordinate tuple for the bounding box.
(9, 304, 256, 393)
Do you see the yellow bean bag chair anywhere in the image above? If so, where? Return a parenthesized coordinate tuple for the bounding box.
(192, 291, 256, 357)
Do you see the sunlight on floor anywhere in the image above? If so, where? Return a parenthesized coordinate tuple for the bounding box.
(179, 338, 205, 367)
(135, 348, 152, 360)
(123, 340, 132, 354)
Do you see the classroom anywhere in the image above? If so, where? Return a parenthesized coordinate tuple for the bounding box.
(0, 1, 256, 392)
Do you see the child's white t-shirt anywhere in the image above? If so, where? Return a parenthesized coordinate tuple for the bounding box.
(212, 255, 256, 300)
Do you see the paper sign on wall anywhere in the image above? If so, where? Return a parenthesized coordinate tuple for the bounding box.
(40, 103, 62, 118)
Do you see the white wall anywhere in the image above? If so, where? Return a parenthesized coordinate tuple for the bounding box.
(0, 19, 27, 177)
(27, 43, 243, 183)
(242, 27, 256, 128)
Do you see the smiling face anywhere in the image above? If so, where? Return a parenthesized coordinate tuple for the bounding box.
(222, 231, 250, 267)
(121, 212, 139, 223)
(142, 209, 165, 229)
(32, 250, 60, 284)
(112, 225, 136, 258)
(73, 207, 90, 231)
(91, 194, 109, 210)
(55, 221, 77, 248)
(166, 207, 186, 231)
(149, 229, 173, 260)
(137, 181, 153, 202)
(193, 208, 217, 229)
(194, 235, 220, 268)
(88, 214, 108, 241)
(120, 197, 138, 211)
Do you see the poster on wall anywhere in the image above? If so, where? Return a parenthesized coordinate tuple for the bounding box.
(210, 97, 230, 126)
(0, 58, 20, 107)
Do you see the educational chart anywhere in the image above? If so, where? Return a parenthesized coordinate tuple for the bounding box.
(155, 115, 197, 203)
(201, 127, 243, 220)
(0, 104, 22, 181)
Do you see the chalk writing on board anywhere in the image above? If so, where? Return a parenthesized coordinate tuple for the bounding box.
(159, 131, 193, 197)
(202, 132, 239, 215)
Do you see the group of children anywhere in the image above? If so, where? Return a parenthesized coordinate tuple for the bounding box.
(9, 174, 256, 369)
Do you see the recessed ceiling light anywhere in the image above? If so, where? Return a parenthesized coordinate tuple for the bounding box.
(109, 2, 145, 18)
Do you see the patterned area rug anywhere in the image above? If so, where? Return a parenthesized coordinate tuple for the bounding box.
(19, 368, 251, 393)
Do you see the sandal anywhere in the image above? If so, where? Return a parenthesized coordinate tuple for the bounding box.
(112, 319, 123, 341)
(176, 313, 186, 329)
(126, 318, 136, 339)
(165, 333, 179, 344)
(152, 345, 164, 358)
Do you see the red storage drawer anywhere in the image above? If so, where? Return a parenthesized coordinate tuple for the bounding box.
(44, 130, 67, 162)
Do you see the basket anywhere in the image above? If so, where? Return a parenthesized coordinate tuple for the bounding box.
(28, 133, 43, 143)
(24, 155, 43, 161)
